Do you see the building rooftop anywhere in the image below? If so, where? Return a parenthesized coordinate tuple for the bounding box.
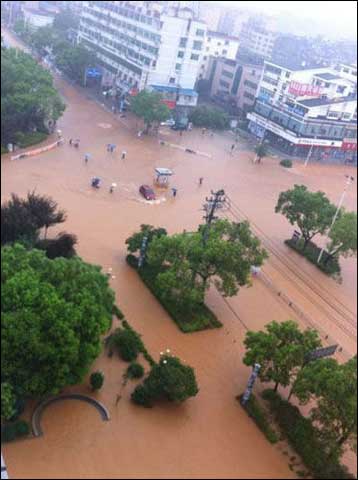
(207, 30, 240, 42)
(298, 95, 357, 108)
(265, 59, 317, 72)
(314, 72, 342, 81)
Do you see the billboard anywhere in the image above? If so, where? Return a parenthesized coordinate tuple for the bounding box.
(288, 81, 322, 97)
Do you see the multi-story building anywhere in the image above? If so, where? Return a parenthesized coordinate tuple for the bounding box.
(198, 30, 240, 80)
(207, 54, 263, 117)
(239, 17, 277, 60)
(247, 60, 357, 163)
(23, 5, 55, 30)
(78, 1, 207, 113)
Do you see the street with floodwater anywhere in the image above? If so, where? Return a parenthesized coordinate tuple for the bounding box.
(1, 27, 357, 480)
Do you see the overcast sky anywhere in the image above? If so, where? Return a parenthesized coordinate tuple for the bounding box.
(219, 1, 357, 38)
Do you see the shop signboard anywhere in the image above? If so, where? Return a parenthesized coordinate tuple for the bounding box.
(288, 81, 322, 97)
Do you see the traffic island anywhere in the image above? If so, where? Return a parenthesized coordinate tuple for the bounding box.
(126, 254, 222, 333)
(285, 238, 341, 277)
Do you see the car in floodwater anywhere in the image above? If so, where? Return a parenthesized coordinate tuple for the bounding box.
(160, 118, 175, 127)
(139, 185, 156, 201)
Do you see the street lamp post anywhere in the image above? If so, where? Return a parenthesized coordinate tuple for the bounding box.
(317, 175, 355, 263)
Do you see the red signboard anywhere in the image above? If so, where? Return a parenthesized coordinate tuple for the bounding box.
(161, 99, 176, 109)
(288, 81, 322, 97)
(342, 141, 357, 151)
(129, 88, 139, 96)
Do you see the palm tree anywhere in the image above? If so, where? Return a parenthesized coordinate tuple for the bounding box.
(254, 143, 269, 164)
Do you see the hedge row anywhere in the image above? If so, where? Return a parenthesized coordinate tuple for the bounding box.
(285, 238, 340, 276)
(262, 389, 355, 479)
(126, 254, 222, 333)
(238, 394, 279, 444)
(14, 131, 48, 148)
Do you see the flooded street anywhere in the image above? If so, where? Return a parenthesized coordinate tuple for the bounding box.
(2, 28, 357, 480)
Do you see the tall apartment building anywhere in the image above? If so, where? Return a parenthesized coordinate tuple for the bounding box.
(206, 53, 263, 117)
(247, 59, 357, 163)
(198, 30, 240, 80)
(78, 1, 207, 111)
(239, 17, 277, 60)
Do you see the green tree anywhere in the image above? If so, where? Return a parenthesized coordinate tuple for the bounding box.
(189, 105, 229, 130)
(125, 224, 167, 256)
(325, 211, 357, 265)
(131, 90, 171, 133)
(1, 193, 67, 245)
(275, 184, 337, 250)
(55, 44, 97, 85)
(90, 371, 104, 391)
(131, 355, 198, 407)
(1, 47, 65, 145)
(243, 320, 322, 392)
(147, 220, 267, 310)
(254, 143, 269, 163)
(292, 356, 357, 460)
(1, 383, 17, 422)
(29, 25, 56, 54)
(1, 244, 115, 398)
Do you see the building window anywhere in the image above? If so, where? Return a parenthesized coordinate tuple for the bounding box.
(203, 56, 207, 60)
(175, 63, 182, 71)
(169, 77, 176, 84)
(244, 80, 258, 89)
(219, 79, 230, 89)
(196, 29, 205, 36)
(222, 70, 234, 78)
(222, 49, 228, 55)
(190, 53, 200, 60)
(193, 40, 203, 50)
(177, 51, 185, 58)
(243, 92, 255, 100)
(225, 40, 229, 45)
(251, 69, 256, 75)
(206, 47, 210, 51)
(179, 37, 187, 48)
(208, 37, 211, 42)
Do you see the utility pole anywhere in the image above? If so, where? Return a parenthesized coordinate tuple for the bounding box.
(304, 136, 317, 167)
(202, 189, 226, 245)
(241, 363, 261, 406)
(317, 175, 354, 263)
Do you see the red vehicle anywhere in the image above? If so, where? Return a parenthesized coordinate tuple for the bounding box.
(139, 185, 156, 200)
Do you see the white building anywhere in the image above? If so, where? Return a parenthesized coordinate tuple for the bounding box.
(198, 30, 239, 80)
(239, 17, 276, 60)
(23, 6, 55, 29)
(247, 59, 357, 163)
(78, 1, 206, 111)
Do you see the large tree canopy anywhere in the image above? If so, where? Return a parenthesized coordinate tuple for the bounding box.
(1, 47, 65, 145)
(146, 219, 267, 311)
(292, 356, 357, 459)
(326, 210, 357, 264)
(275, 184, 337, 249)
(243, 320, 322, 392)
(1, 244, 115, 397)
(131, 90, 171, 133)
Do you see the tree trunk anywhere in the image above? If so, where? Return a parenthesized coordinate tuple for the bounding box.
(44, 225, 48, 239)
(287, 387, 294, 401)
(274, 381, 279, 392)
(302, 237, 309, 251)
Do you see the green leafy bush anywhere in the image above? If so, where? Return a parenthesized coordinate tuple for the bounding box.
(126, 362, 145, 379)
(131, 355, 199, 408)
(14, 131, 48, 148)
(111, 328, 142, 362)
(189, 105, 229, 130)
(126, 255, 222, 333)
(90, 371, 104, 391)
(131, 384, 152, 407)
(285, 239, 341, 276)
(262, 389, 355, 479)
(1, 420, 30, 443)
(112, 304, 124, 320)
(238, 394, 279, 444)
(280, 159, 293, 168)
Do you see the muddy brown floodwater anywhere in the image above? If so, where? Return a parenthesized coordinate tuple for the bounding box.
(2, 27, 357, 479)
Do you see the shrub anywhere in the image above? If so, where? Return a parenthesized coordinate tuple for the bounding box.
(189, 105, 229, 130)
(126, 362, 145, 379)
(114, 328, 142, 362)
(280, 159, 293, 168)
(112, 304, 124, 320)
(131, 384, 153, 407)
(132, 355, 199, 408)
(90, 371, 104, 391)
(14, 131, 48, 148)
(238, 394, 279, 444)
(285, 238, 341, 276)
(1, 420, 30, 442)
(35, 232, 77, 259)
(262, 389, 356, 480)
